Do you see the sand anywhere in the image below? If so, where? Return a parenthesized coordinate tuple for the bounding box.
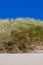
(0, 53, 43, 65)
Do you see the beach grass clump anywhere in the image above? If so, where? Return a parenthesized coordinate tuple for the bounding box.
(0, 18, 43, 53)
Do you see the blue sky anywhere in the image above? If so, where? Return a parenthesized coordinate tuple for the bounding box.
(0, 0, 43, 20)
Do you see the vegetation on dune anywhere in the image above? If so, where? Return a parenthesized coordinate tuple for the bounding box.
(0, 18, 43, 53)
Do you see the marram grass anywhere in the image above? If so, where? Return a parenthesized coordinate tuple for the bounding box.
(0, 18, 43, 53)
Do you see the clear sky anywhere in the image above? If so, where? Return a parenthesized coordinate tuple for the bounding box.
(0, 0, 43, 20)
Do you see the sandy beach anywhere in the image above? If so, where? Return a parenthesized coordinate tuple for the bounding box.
(0, 53, 43, 65)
